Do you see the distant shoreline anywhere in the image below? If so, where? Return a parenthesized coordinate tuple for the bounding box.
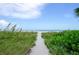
(24, 30, 79, 32)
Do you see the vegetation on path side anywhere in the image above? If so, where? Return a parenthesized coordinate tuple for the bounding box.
(0, 23, 37, 55)
(42, 30, 79, 55)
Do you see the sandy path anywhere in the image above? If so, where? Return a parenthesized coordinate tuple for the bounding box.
(29, 32, 49, 55)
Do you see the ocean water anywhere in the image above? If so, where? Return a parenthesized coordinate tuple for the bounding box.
(25, 30, 63, 32)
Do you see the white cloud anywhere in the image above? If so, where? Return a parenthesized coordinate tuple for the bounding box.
(0, 19, 9, 26)
(0, 3, 45, 19)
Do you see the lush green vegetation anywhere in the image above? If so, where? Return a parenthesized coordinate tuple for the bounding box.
(42, 30, 79, 55)
(0, 24, 37, 55)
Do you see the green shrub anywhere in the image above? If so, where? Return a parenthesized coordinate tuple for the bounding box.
(42, 30, 79, 55)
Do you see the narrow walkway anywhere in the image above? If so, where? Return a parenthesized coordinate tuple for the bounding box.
(29, 32, 49, 55)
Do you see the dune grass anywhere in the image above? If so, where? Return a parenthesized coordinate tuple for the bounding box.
(0, 31, 36, 55)
(0, 23, 37, 55)
(42, 30, 79, 55)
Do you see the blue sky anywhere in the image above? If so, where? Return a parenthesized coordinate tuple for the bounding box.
(0, 3, 79, 30)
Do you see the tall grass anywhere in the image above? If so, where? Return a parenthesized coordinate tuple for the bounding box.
(0, 23, 37, 55)
(42, 30, 79, 55)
